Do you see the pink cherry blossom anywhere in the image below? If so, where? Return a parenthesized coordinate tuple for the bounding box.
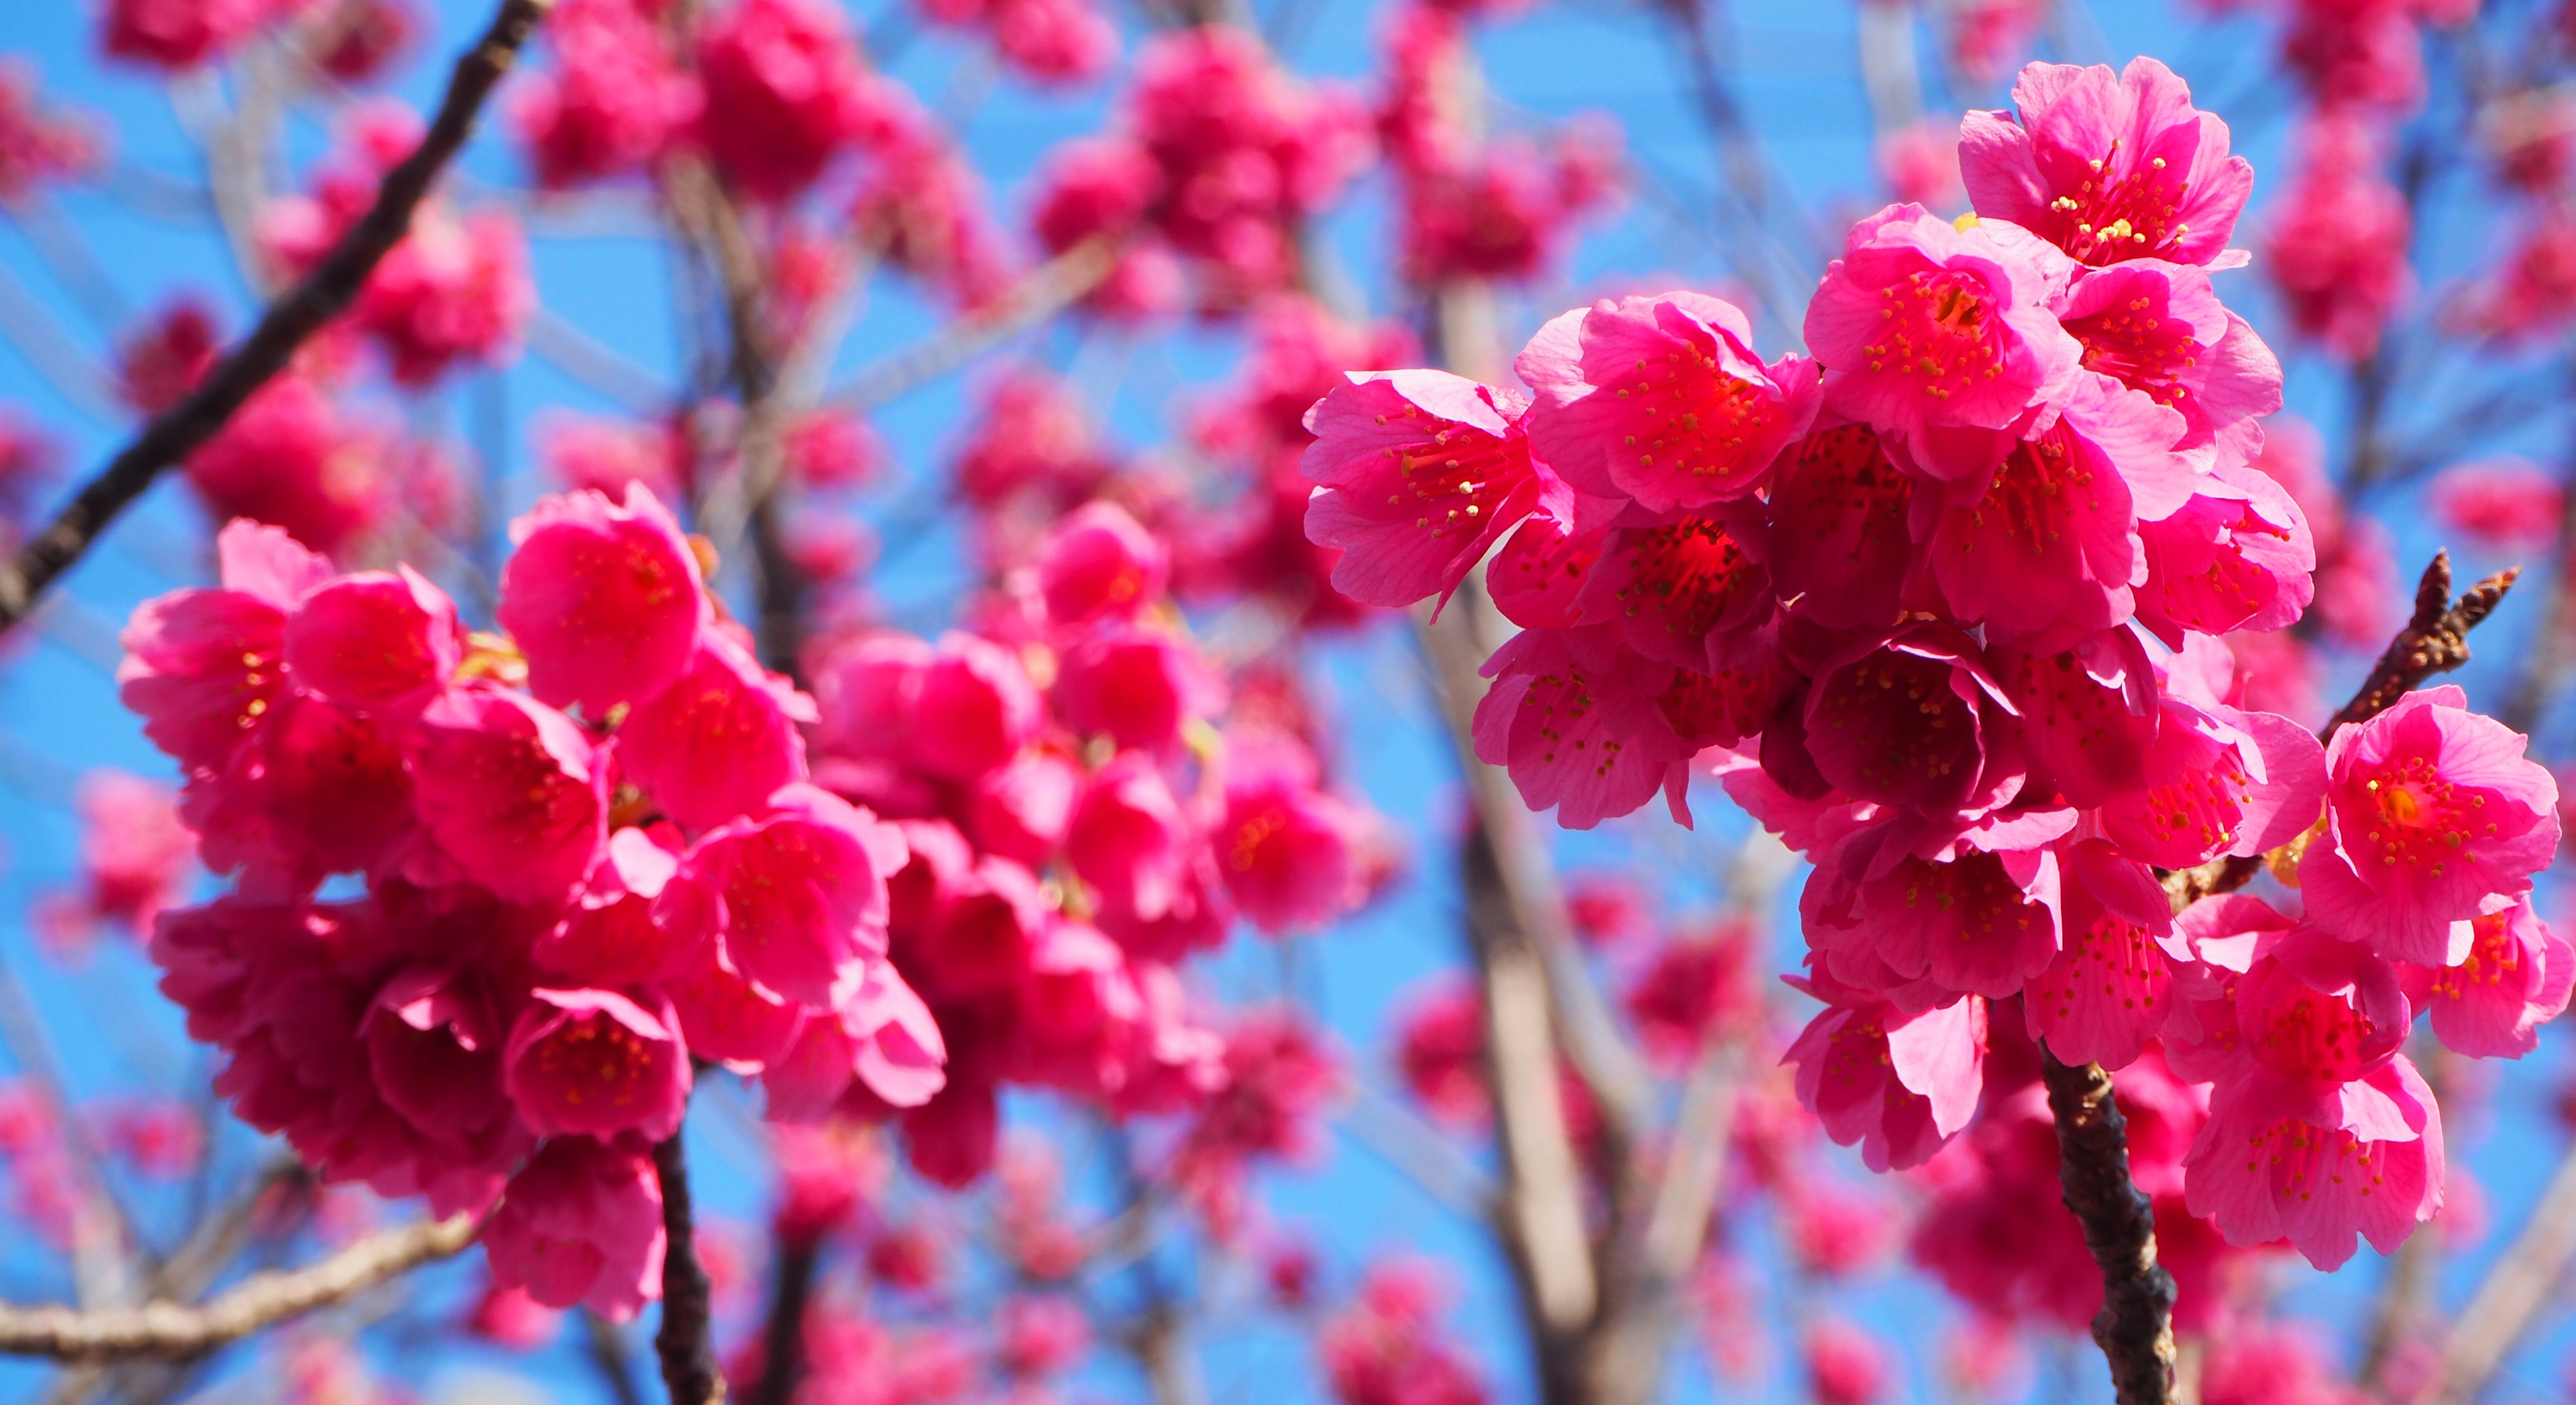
(1471, 625, 1700, 830)
(503, 986, 692, 1141)
(352, 210, 531, 387)
(911, 632, 1043, 781)
(965, 750, 1082, 867)
(667, 784, 908, 1009)
(188, 690, 418, 894)
(1052, 626, 1216, 756)
(1515, 291, 1816, 512)
(1064, 751, 1201, 932)
(693, 0, 875, 201)
(1560, 507, 1773, 673)
(533, 827, 695, 986)
(102, 0, 269, 70)
(1805, 205, 2082, 480)
(1784, 970, 1987, 1172)
(281, 567, 462, 717)
(1797, 626, 2019, 819)
(665, 939, 807, 1070)
(514, 0, 697, 189)
(184, 377, 386, 556)
(1959, 57, 2254, 268)
(2398, 898, 2575, 1059)
(2054, 258, 2282, 469)
(1996, 632, 2161, 809)
(483, 1134, 666, 1321)
(2300, 686, 2560, 966)
(1805, 1318, 1891, 1405)
(618, 628, 815, 833)
(2095, 648, 2327, 868)
(118, 298, 220, 415)
(2136, 462, 2318, 641)
(496, 484, 707, 718)
(2430, 458, 2564, 552)
(2184, 1052, 2444, 1270)
(763, 962, 948, 1118)
(891, 852, 1045, 1001)
(362, 966, 518, 1154)
(1922, 381, 2175, 651)
(401, 685, 609, 905)
(2023, 842, 2182, 1069)
(2264, 114, 2413, 362)
(69, 770, 194, 935)
(1814, 846, 2062, 1000)
(1038, 501, 1170, 625)
(1764, 423, 1916, 630)
(1300, 371, 1558, 610)
(1214, 736, 1357, 933)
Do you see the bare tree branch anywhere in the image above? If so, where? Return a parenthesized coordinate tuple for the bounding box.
(744, 1239, 818, 1405)
(818, 237, 1119, 413)
(2041, 1050, 2178, 1405)
(0, 0, 560, 629)
(652, 1132, 725, 1405)
(2326, 550, 2518, 738)
(1417, 590, 1599, 1405)
(0, 1214, 477, 1363)
(585, 1312, 651, 1405)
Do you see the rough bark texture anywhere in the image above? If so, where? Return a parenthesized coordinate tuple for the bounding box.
(653, 1133, 726, 1405)
(0, 1213, 477, 1362)
(2041, 1051, 2178, 1405)
(0, 0, 558, 626)
(2326, 550, 2518, 739)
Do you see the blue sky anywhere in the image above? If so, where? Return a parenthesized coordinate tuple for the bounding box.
(0, 2, 2569, 1404)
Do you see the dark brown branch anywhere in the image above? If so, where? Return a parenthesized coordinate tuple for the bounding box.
(0, 0, 557, 628)
(0, 1214, 477, 1363)
(744, 1238, 818, 1405)
(2041, 1050, 2177, 1405)
(2162, 550, 2521, 913)
(653, 1133, 724, 1405)
(584, 1312, 650, 1405)
(2327, 550, 2518, 739)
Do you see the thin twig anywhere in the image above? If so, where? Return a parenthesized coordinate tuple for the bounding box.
(2161, 550, 2520, 912)
(652, 1133, 724, 1405)
(0, 1215, 477, 1362)
(524, 306, 672, 411)
(818, 237, 1119, 412)
(0, 0, 558, 628)
(1332, 1089, 1497, 1218)
(584, 1312, 650, 1405)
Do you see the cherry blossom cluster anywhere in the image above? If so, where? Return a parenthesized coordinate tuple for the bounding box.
(1033, 26, 1372, 314)
(0, 63, 96, 201)
(1318, 1257, 1490, 1405)
(1373, 6, 1620, 287)
(1302, 56, 2570, 1274)
(258, 103, 532, 388)
(800, 491, 1374, 1188)
(2247, 0, 2474, 359)
(100, 0, 412, 80)
(120, 490, 946, 1319)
